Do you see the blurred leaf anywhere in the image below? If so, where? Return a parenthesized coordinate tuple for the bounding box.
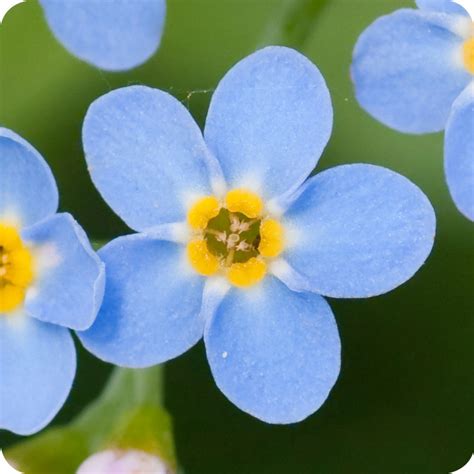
(5, 367, 174, 474)
(6, 428, 88, 474)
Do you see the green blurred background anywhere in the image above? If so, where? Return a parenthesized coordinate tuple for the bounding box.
(1, 0, 472, 472)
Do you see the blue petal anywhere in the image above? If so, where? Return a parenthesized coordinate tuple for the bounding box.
(281, 164, 436, 298)
(0, 316, 75, 435)
(204, 46, 333, 201)
(78, 234, 205, 368)
(21, 213, 105, 331)
(351, 9, 471, 133)
(445, 83, 474, 220)
(0, 128, 58, 228)
(83, 86, 215, 232)
(205, 276, 340, 424)
(416, 0, 469, 15)
(39, 0, 166, 71)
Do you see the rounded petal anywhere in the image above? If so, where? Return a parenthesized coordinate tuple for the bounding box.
(351, 9, 471, 133)
(83, 86, 214, 232)
(204, 46, 333, 201)
(205, 276, 340, 424)
(39, 0, 166, 71)
(445, 83, 474, 220)
(416, 0, 469, 15)
(204, 277, 341, 424)
(0, 128, 58, 228)
(282, 164, 436, 298)
(22, 213, 105, 331)
(78, 234, 206, 368)
(0, 316, 76, 435)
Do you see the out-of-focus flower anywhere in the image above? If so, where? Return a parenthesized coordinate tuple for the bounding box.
(78, 46, 436, 424)
(0, 128, 104, 435)
(76, 449, 172, 474)
(352, 0, 474, 220)
(38, 0, 166, 71)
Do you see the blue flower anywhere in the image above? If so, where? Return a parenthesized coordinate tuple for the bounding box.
(351, 0, 474, 220)
(78, 46, 436, 424)
(38, 0, 166, 71)
(0, 128, 105, 435)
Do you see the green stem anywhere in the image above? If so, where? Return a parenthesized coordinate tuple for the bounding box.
(258, 0, 329, 49)
(73, 366, 164, 449)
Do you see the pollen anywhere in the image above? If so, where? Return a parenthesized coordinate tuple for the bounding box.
(463, 37, 474, 74)
(227, 257, 267, 287)
(258, 219, 284, 257)
(187, 196, 221, 230)
(0, 224, 35, 314)
(225, 189, 263, 218)
(187, 239, 219, 276)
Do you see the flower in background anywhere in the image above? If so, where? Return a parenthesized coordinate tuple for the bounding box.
(77, 449, 173, 474)
(351, 0, 474, 220)
(78, 46, 435, 424)
(0, 128, 104, 435)
(38, 0, 166, 71)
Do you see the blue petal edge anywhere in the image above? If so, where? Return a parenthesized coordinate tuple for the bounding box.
(204, 276, 341, 424)
(0, 316, 76, 435)
(205, 46, 333, 202)
(22, 213, 105, 331)
(444, 82, 474, 220)
(0, 128, 58, 229)
(78, 234, 206, 368)
(280, 164, 436, 298)
(351, 9, 471, 134)
(39, 0, 166, 71)
(82, 85, 217, 232)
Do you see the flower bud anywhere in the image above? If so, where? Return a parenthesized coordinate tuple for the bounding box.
(77, 449, 172, 474)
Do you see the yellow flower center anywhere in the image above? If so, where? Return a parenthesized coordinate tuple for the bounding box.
(463, 36, 474, 74)
(186, 189, 285, 287)
(0, 224, 35, 314)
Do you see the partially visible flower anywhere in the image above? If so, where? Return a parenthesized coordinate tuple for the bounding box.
(78, 46, 435, 424)
(77, 449, 172, 474)
(0, 128, 104, 435)
(37, 0, 166, 71)
(351, 0, 474, 220)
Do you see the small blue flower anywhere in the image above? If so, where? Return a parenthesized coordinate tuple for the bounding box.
(0, 128, 105, 435)
(78, 46, 436, 424)
(351, 0, 474, 220)
(38, 0, 166, 71)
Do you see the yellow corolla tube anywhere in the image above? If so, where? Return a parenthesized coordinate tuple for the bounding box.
(463, 36, 474, 74)
(0, 223, 35, 313)
(185, 189, 285, 288)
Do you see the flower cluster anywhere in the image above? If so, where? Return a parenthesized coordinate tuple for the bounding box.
(3, 0, 455, 437)
(352, 0, 473, 220)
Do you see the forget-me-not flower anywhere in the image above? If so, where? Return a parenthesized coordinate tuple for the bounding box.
(38, 0, 166, 71)
(78, 47, 436, 424)
(352, 0, 474, 220)
(0, 128, 105, 434)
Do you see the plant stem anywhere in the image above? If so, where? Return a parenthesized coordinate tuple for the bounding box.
(73, 366, 164, 449)
(258, 0, 329, 49)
